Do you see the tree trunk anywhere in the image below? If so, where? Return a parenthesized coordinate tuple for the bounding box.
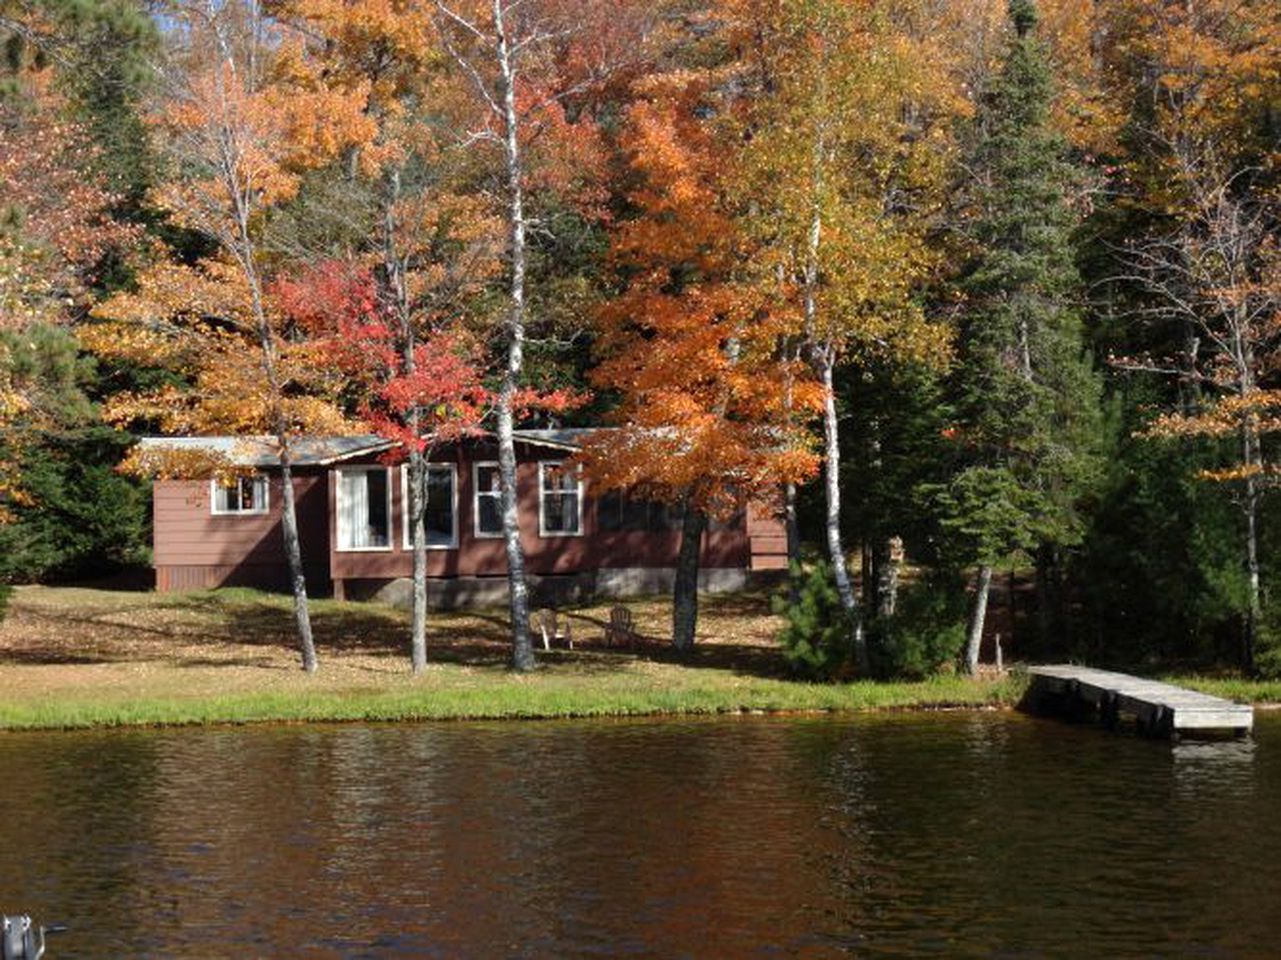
(818, 349, 868, 674)
(383, 166, 429, 674)
(1017, 314, 1033, 382)
(800, 127, 867, 671)
(862, 540, 875, 616)
(1243, 420, 1261, 674)
(779, 328, 803, 605)
(495, 0, 534, 671)
(236, 202, 316, 674)
(877, 536, 903, 618)
(964, 564, 993, 677)
(1245, 481, 1260, 674)
(408, 444, 429, 673)
(784, 480, 801, 606)
(277, 450, 318, 673)
(672, 496, 708, 653)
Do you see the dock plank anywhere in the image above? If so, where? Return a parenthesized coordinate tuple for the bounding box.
(1025, 664, 1253, 737)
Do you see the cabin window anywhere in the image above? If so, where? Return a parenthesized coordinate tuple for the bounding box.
(708, 508, 745, 532)
(539, 462, 582, 537)
(401, 464, 458, 549)
(210, 475, 268, 516)
(597, 491, 681, 532)
(336, 467, 392, 551)
(474, 463, 504, 537)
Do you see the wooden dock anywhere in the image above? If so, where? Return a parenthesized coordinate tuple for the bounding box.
(1023, 665, 1253, 738)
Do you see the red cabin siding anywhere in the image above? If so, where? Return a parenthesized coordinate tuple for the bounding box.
(327, 445, 754, 583)
(152, 440, 786, 599)
(153, 472, 329, 592)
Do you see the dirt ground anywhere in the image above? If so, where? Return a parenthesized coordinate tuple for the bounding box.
(0, 585, 789, 705)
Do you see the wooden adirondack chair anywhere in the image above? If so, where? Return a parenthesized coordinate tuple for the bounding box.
(533, 608, 573, 650)
(603, 605, 638, 651)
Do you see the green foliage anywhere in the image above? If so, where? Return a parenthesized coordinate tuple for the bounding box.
(2, 0, 158, 212)
(1073, 433, 1246, 668)
(922, 466, 1048, 568)
(774, 562, 855, 680)
(0, 583, 10, 623)
(0, 325, 148, 582)
(942, 0, 1105, 626)
(1, 323, 95, 423)
(869, 573, 969, 680)
(0, 426, 148, 582)
(1008, 0, 1038, 36)
(830, 357, 954, 564)
(1255, 637, 1281, 681)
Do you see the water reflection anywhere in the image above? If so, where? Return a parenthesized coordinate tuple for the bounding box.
(0, 714, 1276, 957)
(1172, 736, 1257, 796)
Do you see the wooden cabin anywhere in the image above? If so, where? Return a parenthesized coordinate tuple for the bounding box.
(143, 431, 787, 607)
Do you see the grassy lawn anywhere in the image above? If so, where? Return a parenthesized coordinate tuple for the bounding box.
(0, 585, 1024, 731)
(1168, 676, 1281, 704)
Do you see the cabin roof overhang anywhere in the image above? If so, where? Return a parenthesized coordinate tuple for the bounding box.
(136, 435, 395, 467)
(136, 428, 607, 468)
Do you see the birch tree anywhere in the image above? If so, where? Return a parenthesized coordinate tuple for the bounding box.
(278, 0, 506, 672)
(89, 0, 372, 671)
(1105, 0, 1280, 670)
(432, 0, 651, 670)
(732, 0, 955, 673)
(1132, 178, 1281, 672)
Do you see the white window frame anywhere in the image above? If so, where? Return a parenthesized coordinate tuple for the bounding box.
(335, 466, 394, 553)
(538, 461, 583, 538)
(401, 463, 459, 550)
(472, 461, 505, 539)
(209, 475, 269, 516)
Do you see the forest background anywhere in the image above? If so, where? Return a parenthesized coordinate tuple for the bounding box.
(1, 0, 1278, 679)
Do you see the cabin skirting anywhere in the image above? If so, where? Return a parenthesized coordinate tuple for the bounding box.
(338, 567, 782, 610)
(156, 563, 330, 594)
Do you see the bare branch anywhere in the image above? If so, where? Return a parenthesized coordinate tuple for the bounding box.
(432, 1, 490, 44)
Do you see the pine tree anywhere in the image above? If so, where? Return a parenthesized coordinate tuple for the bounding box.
(941, 0, 1104, 674)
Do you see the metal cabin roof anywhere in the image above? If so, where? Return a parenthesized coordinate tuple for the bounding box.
(511, 428, 602, 450)
(135, 435, 394, 467)
(136, 429, 607, 466)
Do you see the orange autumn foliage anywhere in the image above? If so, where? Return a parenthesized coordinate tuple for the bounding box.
(582, 73, 821, 517)
(0, 74, 143, 521)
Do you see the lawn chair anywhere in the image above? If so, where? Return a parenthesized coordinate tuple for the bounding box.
(603, 605, 638, 651)
(533, 608, 573, 650)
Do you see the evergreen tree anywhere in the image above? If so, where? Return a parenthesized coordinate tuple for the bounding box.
(836, 357, 954, 618)
(0, 325, 147, 582)
(2, 0, 156, 215)
(938, 0, 1104, 674)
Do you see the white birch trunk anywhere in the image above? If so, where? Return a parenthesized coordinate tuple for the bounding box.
(494, 0, 534, 670)
(964, 563, 993, 677)
(801, 118, 866, 675)
(819, 348, 867, 675)
(236, 185, 317, 674)
(1243, 418, 1260, 674)
(382, 167, 430, 672)
(408, 444, 429, 673)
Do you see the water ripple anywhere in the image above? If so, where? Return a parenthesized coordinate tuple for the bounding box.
(0, 713, 1276, 957)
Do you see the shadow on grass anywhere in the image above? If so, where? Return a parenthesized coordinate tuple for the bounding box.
(0, 648, 106, 666)
(550, 595, 793, 680)
(0, 587, 793, 677)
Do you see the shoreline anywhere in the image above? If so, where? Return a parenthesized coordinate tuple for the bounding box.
(0, 585, 1274, 733)
(0, 675, 1029, 732)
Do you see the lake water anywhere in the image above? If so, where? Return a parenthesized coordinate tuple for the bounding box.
(0, 711, 1277, 958)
